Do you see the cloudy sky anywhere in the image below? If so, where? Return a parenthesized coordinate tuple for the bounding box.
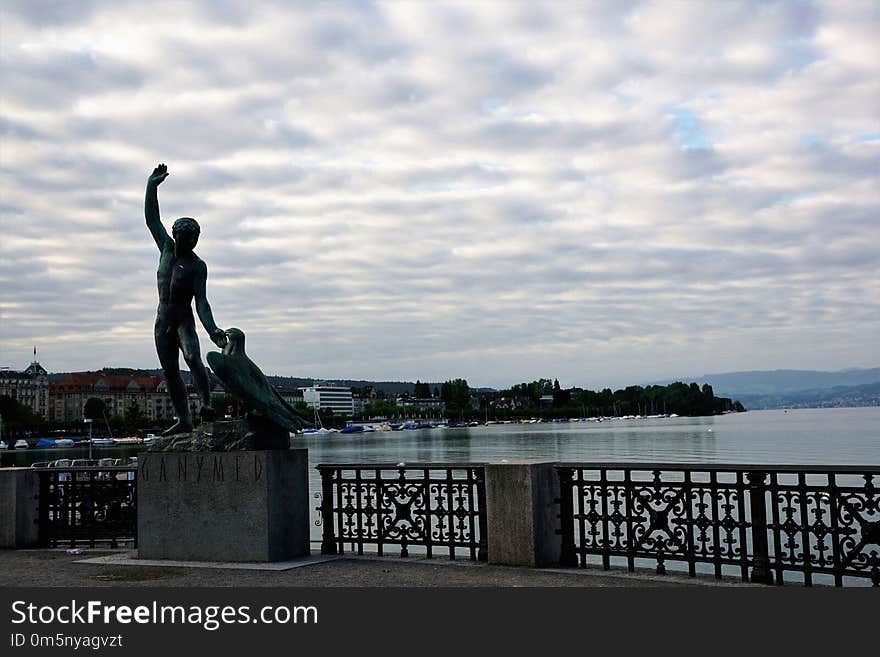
(1, 1, 878, 390)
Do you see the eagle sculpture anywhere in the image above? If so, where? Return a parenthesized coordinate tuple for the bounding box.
(207, 328, 312, 432)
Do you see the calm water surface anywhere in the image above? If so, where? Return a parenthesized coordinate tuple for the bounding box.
(4, 407, 877, 472)
(296, 407, 879, 467)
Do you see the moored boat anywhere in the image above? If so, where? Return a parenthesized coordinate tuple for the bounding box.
(303, 408, 333, 435)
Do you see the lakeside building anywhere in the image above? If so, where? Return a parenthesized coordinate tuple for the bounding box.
(394, 396, 446, 413)
(300, 385, 354, 417)
(0, 360, 50, 419)
(49, 373, 204, 422)
(352, 395, 368, 415)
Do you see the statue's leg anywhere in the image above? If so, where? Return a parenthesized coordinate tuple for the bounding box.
(179, 318, 215, 420)
(155, 317, 193, 435)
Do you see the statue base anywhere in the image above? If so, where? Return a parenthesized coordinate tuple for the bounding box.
(147, 417, 290, 452)
(137, 449, 309, 562)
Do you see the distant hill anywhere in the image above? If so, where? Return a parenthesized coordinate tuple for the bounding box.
(48, 368, 433, 397)
(652, 368, 880, 396)
(733, 381, 880, 410)
(649, 368, 880, 410)
(263, 375, 435, 396)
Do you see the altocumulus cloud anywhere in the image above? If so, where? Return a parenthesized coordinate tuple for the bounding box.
(1, 1, 878, 389)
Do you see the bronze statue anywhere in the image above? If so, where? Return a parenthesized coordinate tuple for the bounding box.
(145, 163, 226, 435)
(207, 328, 311, 432)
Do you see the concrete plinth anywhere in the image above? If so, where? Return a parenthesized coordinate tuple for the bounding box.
(485, 461, 561, 567)
(0, 468, 39, 548)
(138, 449, 309, 562)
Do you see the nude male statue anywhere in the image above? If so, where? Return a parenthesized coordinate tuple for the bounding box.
(145, 163, 226, 435)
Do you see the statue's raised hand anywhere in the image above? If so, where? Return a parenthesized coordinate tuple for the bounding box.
(148, 163, 169, 187)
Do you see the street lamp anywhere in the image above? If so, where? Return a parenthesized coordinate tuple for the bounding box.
(84, 418, 93, 460)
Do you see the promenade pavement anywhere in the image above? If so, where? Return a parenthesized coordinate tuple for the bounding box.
(0, 549, 750, 588)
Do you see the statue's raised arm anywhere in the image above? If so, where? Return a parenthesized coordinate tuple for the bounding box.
(145, 163, 171, 250)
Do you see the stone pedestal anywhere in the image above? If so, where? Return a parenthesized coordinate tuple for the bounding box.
(0, 468, 39, 548)
(138, 449, 309, 562)
(485, 461, 561, 567)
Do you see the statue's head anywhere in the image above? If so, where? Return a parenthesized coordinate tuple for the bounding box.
(172, 217, 200, 251)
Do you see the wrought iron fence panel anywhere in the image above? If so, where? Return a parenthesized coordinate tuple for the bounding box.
(36, 467, 137, 548)
(767, 471, 879, 586)
(317, 463, 487, 561)
(557, 463, 880, 587)
(562, 467, 750, 578)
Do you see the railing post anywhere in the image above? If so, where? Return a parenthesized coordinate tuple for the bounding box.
(746, 471, 774, 585)
(557, 466, 578, 567)
(475, 467, 488, 562)
(37, 471, 49, 547)
(319, 467, 338, 555)
(132, 470, 138, 549)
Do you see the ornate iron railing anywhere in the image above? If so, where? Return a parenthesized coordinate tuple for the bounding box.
(556, 463, 880, 587)
(36, 466, 138, 548)
(317, 463, 487, 560)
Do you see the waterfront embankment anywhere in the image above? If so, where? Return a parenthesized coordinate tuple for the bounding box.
(0, 549, 744, 588)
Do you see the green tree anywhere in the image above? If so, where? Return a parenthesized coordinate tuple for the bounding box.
(122, 402, 146, 431)
(441, 379, 470, 412)
(0, 395, 45, 435)
(83, 397, 107, 420)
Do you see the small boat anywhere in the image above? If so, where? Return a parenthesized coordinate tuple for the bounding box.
(55, 438, 76, 447)
(303, 408, 332, 435)
(90, 438, 115, 446)
(0, 440, 7, 450)
(14, 439, 29, 449)
(339, 424, 364, 434)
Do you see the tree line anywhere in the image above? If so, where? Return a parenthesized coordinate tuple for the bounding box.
(354, 377, 745, 421)
(496, 379, 745, 419)
(1, 376, 745, 435)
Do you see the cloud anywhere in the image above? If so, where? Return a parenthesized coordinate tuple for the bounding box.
(1, 1, 878, 389)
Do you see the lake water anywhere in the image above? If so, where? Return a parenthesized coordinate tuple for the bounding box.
(4, 407, 878, 484)
(294, 407, 880, 468)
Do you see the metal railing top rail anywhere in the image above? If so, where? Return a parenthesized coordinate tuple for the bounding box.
(317, 462, 488, 469)
(31, 465, 138, 472)
(555, 462, 880, 473)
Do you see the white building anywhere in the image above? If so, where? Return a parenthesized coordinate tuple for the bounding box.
(395, 397, 446, 412)
(300, 386, 354, 417)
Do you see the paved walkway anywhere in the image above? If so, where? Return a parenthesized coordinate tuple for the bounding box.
(0, 549, 749, 587)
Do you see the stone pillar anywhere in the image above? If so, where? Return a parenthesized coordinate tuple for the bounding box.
(0, 468, 40, 548)
(138, 449, 309, 562)
(484, 461, 561, 567)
